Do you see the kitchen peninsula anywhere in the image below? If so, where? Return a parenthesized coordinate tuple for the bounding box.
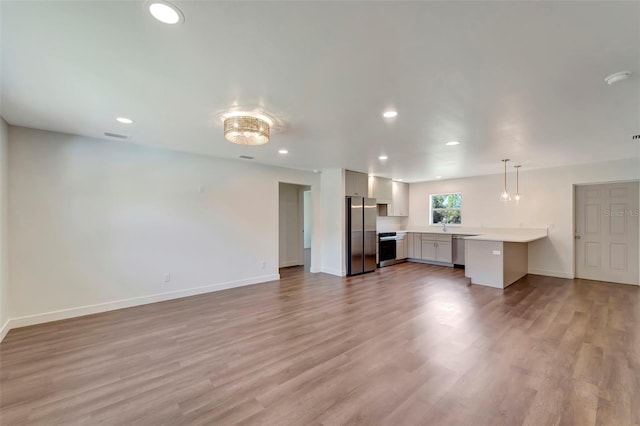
(399, 227, 548, 289)
(464, 230, 548, 289)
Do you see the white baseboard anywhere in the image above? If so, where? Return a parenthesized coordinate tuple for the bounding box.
(0, 319, 10, 342)
(320, 267, 345, 277)
(3, 274, 280, 336)
(528, 268, 574, 279)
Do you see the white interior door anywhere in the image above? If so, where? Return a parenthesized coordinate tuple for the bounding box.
(575, 182, 639, 285)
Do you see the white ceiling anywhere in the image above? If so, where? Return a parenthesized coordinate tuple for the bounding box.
(1, 1, 639, 182)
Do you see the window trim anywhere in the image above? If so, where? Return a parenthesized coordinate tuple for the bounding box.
(429, 192, 462, 226)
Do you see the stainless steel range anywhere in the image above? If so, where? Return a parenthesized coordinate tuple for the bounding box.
(378, 232, 397, 267)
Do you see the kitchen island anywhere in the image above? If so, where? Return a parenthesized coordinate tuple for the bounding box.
(464, 230, 548, 289)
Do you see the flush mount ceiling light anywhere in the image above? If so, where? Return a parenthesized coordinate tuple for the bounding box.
(445, 141, 460, 146)
(500, 159, 511, 200)
(435, 176, 442, 179)
(514, 165, 522, 201)
(148, 1, 184, 24)
(382, 111, 398, 118)
(378, 155, 388, 160)
(278, 149, 288, 154)
(223, 112, 273, 146)
(116, 117, 133, 124)
(605, 71, 631, 85)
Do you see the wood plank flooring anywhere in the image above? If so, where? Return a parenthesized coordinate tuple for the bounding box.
(1, 263, 639, 425)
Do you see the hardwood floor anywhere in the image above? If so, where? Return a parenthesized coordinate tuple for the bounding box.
(1, 263, 639, 425)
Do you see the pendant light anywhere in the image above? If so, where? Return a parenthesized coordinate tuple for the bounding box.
(500, 159, 510, 200)
(514, 165, 522, 201)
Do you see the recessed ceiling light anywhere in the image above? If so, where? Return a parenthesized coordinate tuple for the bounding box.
(148, 1, 184, 24)
(382, 111, 398, 118)
(396, 179, 403, 182)
(378, 155, 388, 160)
(445, 141, 460, 146)
(278, 149, 288, 154)
(116, 117, 133, 124)
(435, 176, 442, 179)
(605, 71, 631, 85)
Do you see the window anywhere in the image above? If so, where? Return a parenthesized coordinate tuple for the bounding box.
(430, 193, 462, 225)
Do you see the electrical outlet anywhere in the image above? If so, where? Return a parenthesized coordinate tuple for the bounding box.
(163, 273, 171, 283)
(260, 261, 266, 269)
(492, 250, 501, 255)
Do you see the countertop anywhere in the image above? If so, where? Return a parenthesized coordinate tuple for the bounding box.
(377, 227, 548, 243)
(463, 232, 547, 243)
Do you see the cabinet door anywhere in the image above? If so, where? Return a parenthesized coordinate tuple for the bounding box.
(371, 176, 393, 202)
(391, 182, 409, 216)
(345, 170, 368, 196)
(403, 238, 409, 259)
(396, 239, 405, 260)
(436, 242, 452, 263)
(407, 233, 414, 258)
(413, 234, 422, 259)
(421, 240, 437, 261)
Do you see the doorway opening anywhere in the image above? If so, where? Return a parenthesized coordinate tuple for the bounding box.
(279, 183, 312, 272)
(574, 181, 639, 285)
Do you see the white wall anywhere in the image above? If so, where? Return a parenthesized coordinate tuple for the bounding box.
(321, 169, 345, 276)
(377, 216, 408, 232)
(7, 126, 323, 327)
(0, 118, 9, 340)
(408, 158, 640, 278)
(304, 190, 312, 249)
(279, 183, 304, 267)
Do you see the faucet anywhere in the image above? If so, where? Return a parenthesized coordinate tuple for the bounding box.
(441, 220, 448, 232)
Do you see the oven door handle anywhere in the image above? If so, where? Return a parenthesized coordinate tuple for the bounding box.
(379, 237, 397, 241)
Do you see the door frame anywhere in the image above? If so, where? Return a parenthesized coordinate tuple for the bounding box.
(572, 179, 640, 284)
(278, 182, 313, 270)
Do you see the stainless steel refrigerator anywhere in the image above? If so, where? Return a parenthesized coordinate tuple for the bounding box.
(346, 196, 377, 276)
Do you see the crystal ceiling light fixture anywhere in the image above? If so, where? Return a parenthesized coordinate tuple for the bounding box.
(514, 165, 522, 201)
(223, 112, 273, 146)
(500, 159, 511, 200)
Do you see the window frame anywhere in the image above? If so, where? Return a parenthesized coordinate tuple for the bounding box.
(429, 192, 462, 226)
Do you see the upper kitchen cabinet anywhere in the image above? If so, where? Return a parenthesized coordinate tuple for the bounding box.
(369, 176, 393, 203)
(390, 181, 409, 216)
(345, 170, 368, 197)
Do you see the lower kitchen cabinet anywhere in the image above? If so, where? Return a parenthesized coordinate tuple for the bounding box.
(411, 233, 453, 264)
(435, 242, 452, 263)
(413, 234, 422, 259)
(407, 233, 414, 258)
(396, 235, 408, 260)
(420, 240, 437, 261)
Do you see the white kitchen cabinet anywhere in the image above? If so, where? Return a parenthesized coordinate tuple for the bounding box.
(345, 170, 368, 197)
(407, 233, 415, 258)
(419, 234, 452, 263)
(420, 239, 437, 261)
(396, 233, 408, 260)
(413, 234, 422, 259)
(390, 181, 409, 216)
(435, 242, 452, 263)
(369, 176, 393, 203)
